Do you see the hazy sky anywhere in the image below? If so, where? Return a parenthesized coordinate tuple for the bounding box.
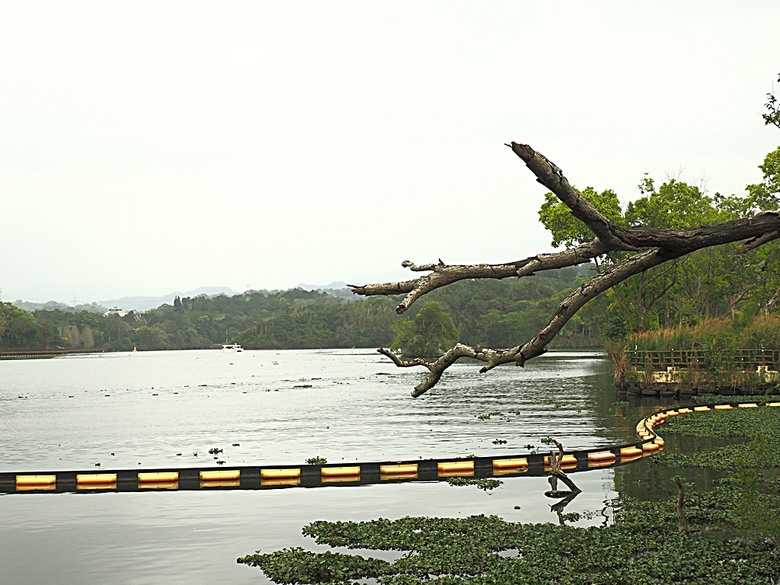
(2, 1, 778, 304)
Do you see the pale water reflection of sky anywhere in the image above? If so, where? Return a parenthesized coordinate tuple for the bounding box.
(1, 1, 778, 304)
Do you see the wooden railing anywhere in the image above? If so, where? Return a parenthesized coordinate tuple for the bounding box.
(625, 348, 780, 371)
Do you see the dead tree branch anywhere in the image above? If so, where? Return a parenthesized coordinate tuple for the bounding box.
(673, 475, 688, 535)
(546, 438, 581, 496)
(351, 143, 780, 396)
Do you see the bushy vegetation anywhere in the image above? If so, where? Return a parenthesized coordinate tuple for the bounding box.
(623, 314, 780, 353)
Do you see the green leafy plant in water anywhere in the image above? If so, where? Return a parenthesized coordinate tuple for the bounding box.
(237, 548, 390, 583)
(239, 407, 780, 584)
(238, 507, 780, 584)
(446, 478, 502, 492)
(305, 456, 327, 465)
(476, 411, 502, 421)
(661, 407, 780, 538)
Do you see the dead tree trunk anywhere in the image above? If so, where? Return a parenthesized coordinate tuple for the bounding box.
(350, 143, 780, 396)
(546, 439, 581, 497)
(673, 475, 688, 535)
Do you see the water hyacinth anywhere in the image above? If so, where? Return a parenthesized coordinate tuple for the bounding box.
(238, 407, 780, 584)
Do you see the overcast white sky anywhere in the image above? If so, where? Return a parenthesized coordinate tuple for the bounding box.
(2, 1, 778, 304)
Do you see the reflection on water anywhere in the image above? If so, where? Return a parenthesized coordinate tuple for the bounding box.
(0, 349, 667, 584)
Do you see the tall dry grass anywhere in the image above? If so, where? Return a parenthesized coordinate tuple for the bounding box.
(624, 316, 780, 352)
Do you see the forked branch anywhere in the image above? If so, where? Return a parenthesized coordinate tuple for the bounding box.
(351, 143, 780, 396)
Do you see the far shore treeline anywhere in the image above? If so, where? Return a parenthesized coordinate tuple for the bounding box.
(0, 266, 600, 353)
(0, 241, 778, 356)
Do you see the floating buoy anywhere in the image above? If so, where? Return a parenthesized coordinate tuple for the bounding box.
(321, 466, 361, 483)
(138, 471, 178, 482)
(200, 469, 240, 482)
(77, 473, 117, 487)
(437, 460, 475, 477)
(492, 458, 529, 471)
(380, 463, 418, 475)
(16, 475, 56, 489)
(620, 446, 644, 458)
(587, 451, 616, 463)
(261, 468, 300, 480)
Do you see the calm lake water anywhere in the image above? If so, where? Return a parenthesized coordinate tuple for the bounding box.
(0, 349, 668, 584)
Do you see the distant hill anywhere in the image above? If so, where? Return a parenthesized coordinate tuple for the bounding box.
(99, 286, 239, 312)
(12, 284, 355, 313)
(296, 281, 349, 291)
(294, 281, 354, 300)
(12, 286, 239, 313)
(12, 300, 107, 314)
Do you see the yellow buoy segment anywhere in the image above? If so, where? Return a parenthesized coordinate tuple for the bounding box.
(261, 468, 301, 480)
(200, 470, 240, 481)
(16, 475, 56, 488)
(620, 446, 644, 458)
(437, 461, 475, 473)
(138, 472, 179, 483)
(321, 466, 361, 479)
(714, 404, 733, 410)
(77, 473, 117, 486)
(380, 464, 419, 475)
(492, 458, 528, 470)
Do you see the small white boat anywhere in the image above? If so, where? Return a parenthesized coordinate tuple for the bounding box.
(221, 344, 244, 352)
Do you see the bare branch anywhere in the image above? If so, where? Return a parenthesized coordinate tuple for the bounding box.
(350, 240, 613, 314)
(382, 247, 681, 396)
(674, 475, 688, 535)
(357, 143, 780, 396)
(379, 344, 511, 397)
(508, 142, 628, 248)
(737, 226, 780, 253)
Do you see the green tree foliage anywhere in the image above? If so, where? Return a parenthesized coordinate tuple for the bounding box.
(539, 186, 623, 248)
(538, 153, 780, 338)
(391, 302, 459, 357)
(746, 146, 780, 211)
(0, 302, 42, 349)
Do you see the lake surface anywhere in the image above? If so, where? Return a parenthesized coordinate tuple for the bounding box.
(0, 349, 667, 584)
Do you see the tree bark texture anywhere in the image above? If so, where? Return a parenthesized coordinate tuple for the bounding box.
(350, 143, 780, 396)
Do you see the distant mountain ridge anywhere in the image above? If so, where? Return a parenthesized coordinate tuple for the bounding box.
(12, 283, 353, 313)
(13, 286, 238, 313)
(100, 286, 239, 312)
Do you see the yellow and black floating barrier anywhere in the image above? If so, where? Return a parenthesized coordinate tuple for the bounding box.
(1, 401, 776, 495)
